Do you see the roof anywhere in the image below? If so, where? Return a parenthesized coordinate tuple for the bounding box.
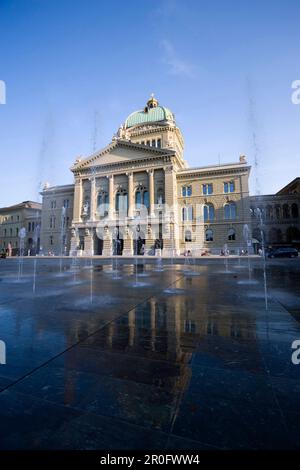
(71, 139, 176, 172)
(177, 161, 250, 178)
(125, 105, 174, 128)
(0, 201, 42, 212)
(276, 177, 300, 195)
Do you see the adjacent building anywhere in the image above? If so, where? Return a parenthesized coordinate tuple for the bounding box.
(0, 201, 42, 255)
(250, 178, 300, 250)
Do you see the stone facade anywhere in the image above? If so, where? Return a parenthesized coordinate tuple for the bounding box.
(250, 178, 300, 251)
(37, 95, 298, 257)
(0, 201, 42, 255)
(39, 96, 253, 256)
(40, 184, 74, 255)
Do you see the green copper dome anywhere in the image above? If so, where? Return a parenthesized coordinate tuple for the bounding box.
(124, 95, 175, 128)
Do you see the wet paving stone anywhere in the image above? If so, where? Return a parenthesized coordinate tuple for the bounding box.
(0, 257, 299, 449)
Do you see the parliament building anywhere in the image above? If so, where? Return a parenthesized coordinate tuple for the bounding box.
(39, 95, 252, 256)
(37, 95, 299, 257)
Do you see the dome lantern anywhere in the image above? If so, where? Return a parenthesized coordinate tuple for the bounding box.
(145, 93, 159, 111)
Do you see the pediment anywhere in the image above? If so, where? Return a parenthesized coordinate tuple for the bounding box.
(71, 139, 175, 172)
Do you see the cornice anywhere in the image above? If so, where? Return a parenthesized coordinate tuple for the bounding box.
(73, 154, 176, 177)
(71, 139, 176, 172)
(177, 165, 250, 180)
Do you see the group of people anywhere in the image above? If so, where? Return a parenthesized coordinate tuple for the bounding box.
(0, 242, 12, 258)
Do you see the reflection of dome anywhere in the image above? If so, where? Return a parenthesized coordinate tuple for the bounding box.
(124, 94, 175, 129)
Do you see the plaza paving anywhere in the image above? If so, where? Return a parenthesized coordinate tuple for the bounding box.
(0, 256, 299, 450)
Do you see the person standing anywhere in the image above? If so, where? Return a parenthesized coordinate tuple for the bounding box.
(7, 242, 12, 257)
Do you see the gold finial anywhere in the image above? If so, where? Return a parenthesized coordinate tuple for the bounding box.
(147, 93, 158, 109)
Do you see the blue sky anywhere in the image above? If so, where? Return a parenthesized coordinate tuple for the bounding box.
(0, 0, 299, 206)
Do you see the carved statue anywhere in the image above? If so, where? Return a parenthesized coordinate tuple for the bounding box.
(82, 200, 90, 216)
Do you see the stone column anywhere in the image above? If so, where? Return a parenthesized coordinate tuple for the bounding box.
(73, 178, 83, 223)
(70, 228, 79, 256)
(108, 175, 114, 220)
(102, 227, 112, 256)
(83, 227, 94, 256)
(148, 169, 155, 217)
(89, 176, 96, 222)
(127, 172, 134, 218)
(122, 226, 133, 256)
(145, 224, 154, 255)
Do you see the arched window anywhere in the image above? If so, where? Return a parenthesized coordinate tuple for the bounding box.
(185, 230, 192, 242)
(97, 192, 109, 216)
(291, 203, 299, 219)
(135, 187, 149, 211)
(283, 204, 290, 219)
(266, 205, 273, 219)
(203, 204, 215, 222)
(156, 189, 164, 204)
(286, 226, 300, 243)
(182, 205, 193, 221)
(115, 190, 128, 213)
(143, 190, 149, 209)
(275, 205, 281, 219)
(224, 202, 236, 220)
(135, 190, 142, 205)
(269, 228, 279, 243)
(228, 228, 236, 241)
(205, 229, 213, 242)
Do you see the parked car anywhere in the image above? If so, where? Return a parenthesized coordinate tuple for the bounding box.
(268, 247, 299, 258)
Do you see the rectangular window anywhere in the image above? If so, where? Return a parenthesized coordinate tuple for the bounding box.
(203, 183, 213, 195)
(157, 138, 161, 148)
(151, 139, 156, 147)
(28, 222, 31, 232)
(224, 181, 235, 193)
(146, 140, 150, 146)
(141, 141, 145, 145)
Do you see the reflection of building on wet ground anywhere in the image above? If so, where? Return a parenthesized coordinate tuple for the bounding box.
(60, 291, 261, 408)
(0, 258, 299, 448)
